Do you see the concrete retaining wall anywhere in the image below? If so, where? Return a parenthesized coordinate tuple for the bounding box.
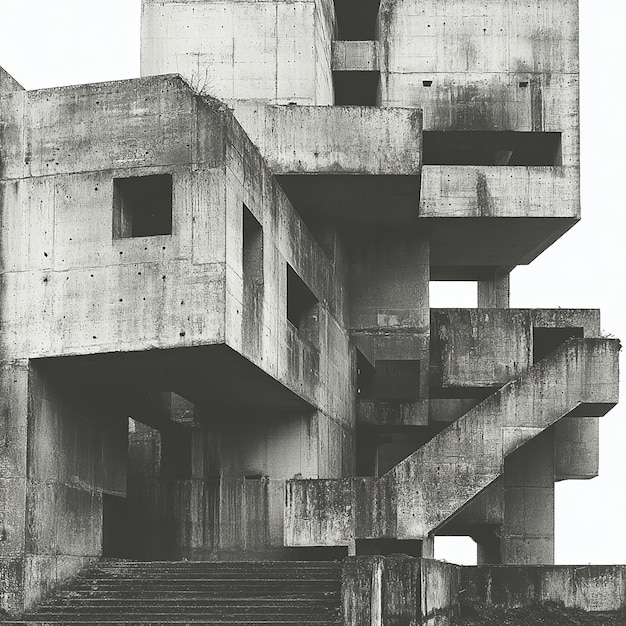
(342, 558, 626, 625)
(342, 556, 461, 626)
(462, 565, 626, 612)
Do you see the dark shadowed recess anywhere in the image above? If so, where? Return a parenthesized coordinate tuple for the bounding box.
(334, 0, 381, 40)
(423, 131, 562, 166)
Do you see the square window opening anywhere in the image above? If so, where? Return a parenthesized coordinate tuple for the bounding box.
(359, 359, 421, 401)
(334, 0, 381, 40)
(333, 71, 380, 106)
(113, 174, 172, 238)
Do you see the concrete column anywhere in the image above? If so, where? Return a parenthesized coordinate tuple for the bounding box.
(500, 429, 555, 564)
(421, 536, 435, 559)
(473, 530, 502, 565)
(0, 361, 29, 616)
(477, 272, 510, 308)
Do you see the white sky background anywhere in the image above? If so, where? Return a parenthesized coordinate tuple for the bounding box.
(0, 0, 624, 565)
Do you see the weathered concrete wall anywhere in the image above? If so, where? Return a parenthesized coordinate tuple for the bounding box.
(0, 73, 355, 607)
(463, 564, 626, 612)
(430, 309, 600, 389)
(501, 430, 555, 565)
(393, 338, 618, 539)
(0, 67, 24, 93)
(0, 76, 227, 359)
(0, 361, 29, 615)
(342, 558, 626, 625)
(22, 363, 127, 611)
(285, 338, 619, 546)
(430, 308, 602, 482)
(141, 0, 335, 105)
(342, 556, 461, 626)
(230, 103, 422, 175)
(350, 234, 430, 427)
(378, 0, 579, 163)
(420, 166, 579, 220)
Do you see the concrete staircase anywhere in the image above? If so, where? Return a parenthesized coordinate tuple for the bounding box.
(285, 337, 620, 545)
(9, 561, 342, 625)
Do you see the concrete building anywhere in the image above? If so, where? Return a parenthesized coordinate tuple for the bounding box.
(0, 0, 620, 621)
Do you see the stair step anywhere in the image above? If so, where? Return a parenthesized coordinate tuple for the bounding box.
(13, 560, 342, 625)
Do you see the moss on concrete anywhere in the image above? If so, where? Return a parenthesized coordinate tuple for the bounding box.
(460, 600, 626, 625)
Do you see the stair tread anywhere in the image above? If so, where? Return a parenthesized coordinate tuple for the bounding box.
(14, 560, 342, 625)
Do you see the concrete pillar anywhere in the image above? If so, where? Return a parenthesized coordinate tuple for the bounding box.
(500, 429, 555, 564)
(0, 361, 29, 616)
(421, 536, 435, 559)
(473, 530, 502, 565)
(477, 272, 510, 308)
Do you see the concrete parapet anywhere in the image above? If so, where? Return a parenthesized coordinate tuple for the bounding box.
(342, 558, 626, 625)
(420, 166, 579, 220)
(463, 565, 626, 612)
(230, 102, 422, 175)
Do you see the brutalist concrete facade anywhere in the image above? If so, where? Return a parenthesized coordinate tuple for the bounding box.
(0, 0, 620, 618)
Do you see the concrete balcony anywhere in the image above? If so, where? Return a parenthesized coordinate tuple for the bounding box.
(231, 102, 422, 225)
(420, 165, 579, 272)
(231, 103, 421, 175)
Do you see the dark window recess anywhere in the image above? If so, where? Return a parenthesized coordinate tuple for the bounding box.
(102, 494, 128, 558)
(334, 0, 380, 40)
(243, 205, 263, 284)
(355, 538, 422, 557)
(160, 426, 192, 479)
(113, 174, 172, 238)
(286, 264, 319, 343)
(359, 360, 420, 401)
(423, 131, 562, 166)
(243, 205, 264, 350)
(333, 71, 379, 106)
(533, 327, 583, 364)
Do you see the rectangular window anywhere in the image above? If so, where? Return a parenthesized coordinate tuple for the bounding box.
(113, 174, 172, 238)
(533, 327, 583, 364)
(333, 71, 380, 106)
(243, 205, 264, 352)
(423, 131, 562, 166)
(243, 205, 263, 285)
(359, 360, 421, 401)
(286, 264, 319, 344)
(334, 0, 380, 40)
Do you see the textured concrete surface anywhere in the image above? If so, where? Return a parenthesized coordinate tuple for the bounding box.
(342, 557, 626, 626)
(0, 0, 619, 618)
(285, 338, 619, 546)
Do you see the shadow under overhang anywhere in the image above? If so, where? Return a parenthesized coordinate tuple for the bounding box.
(34, 344, 314, 427)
